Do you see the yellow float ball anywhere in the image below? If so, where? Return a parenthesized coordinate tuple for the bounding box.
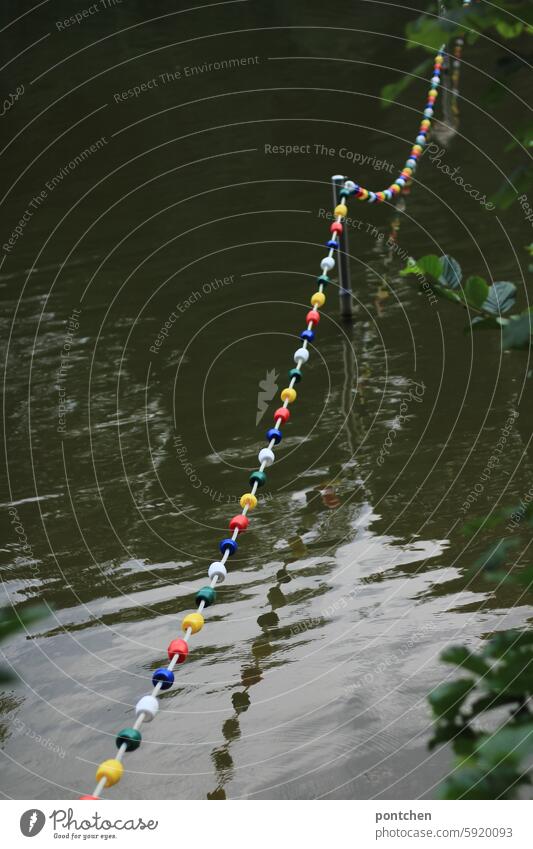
(311, 291, 326, 308)
(240, 492, 258, 510)
(280, 387, 297, 403)
(96, 759, 124, 788)
(429, 88, 438, 97)
(334, 204, 348, 217)
(359, 189, 369, 200)
(421, 119, 431, 129)
(182, 612, 204, 634)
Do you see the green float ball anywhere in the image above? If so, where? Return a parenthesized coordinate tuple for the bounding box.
(116, 728, 142, 752)
(249, 470, 267, 488)
(195, 586, 216, 607)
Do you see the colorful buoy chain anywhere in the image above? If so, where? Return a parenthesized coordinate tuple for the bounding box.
(83, 29, 468, 796)
(83, 185, 353, 799)
(342, 45, 445, 204)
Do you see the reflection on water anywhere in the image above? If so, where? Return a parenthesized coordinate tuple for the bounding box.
(1, 0, 531, 800)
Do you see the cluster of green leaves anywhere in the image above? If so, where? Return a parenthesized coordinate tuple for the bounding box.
(429, 635, 533, 799)
(462, 501, 533, 590)
(428, 507, 533, 799)
(404, 1, 532, 54)
(382, 1, 532, 205)
(0, 605, 49, 685)
(401, 253, 532, 350)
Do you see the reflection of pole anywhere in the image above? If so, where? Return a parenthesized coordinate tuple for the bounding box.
(331, 175, 353, 321)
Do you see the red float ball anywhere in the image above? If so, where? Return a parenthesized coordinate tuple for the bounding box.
(229, 514, 249, 532)
(167, 638, 189, 663)
(306, 310, 320, 326)
(274, 407, 290, 424)
(330, 222, 343, 234)
(79, 795, 99, 800)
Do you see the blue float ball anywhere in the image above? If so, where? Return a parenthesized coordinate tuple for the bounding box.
(300, 329, 315, 342)
(326, 239, 338, 249)
(219, 537, 238, 556)
(266, 427, 282, 444)
(152, 668, 174, 690)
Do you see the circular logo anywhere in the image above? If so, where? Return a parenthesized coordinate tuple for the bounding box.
(20, 809, 46, 837)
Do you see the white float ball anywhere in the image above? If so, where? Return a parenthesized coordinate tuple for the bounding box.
(294, 347, 309, 364)
(208, 561, 227, 582)
(135, 695, 159, 722)
(258, 448, 275, 467)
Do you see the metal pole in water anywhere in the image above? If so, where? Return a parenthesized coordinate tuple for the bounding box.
(331, 174, 353, 320)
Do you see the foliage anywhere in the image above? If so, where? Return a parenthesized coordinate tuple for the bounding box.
(400, 253, 531, 350)
(429, 505, 533, 799)
(0, 605, 49, 685)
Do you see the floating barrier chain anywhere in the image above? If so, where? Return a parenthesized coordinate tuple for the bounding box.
(81, 42, 447, 799)
(347, 46, 445, 203)
(81, 190, 352, 800)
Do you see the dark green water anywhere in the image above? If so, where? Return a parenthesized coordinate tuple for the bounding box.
(1, 0, 531, 799)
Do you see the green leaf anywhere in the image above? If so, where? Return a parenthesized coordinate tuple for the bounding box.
(437, 286, 463, 304)
(429, 720, 474, 752)
(468, 693, 521, 719)
(484, 629, 533, 658)
(490, 164, 533, 210)
(474, 539, 518, 572)
(496, 20, 524, 38)
(461, 512, 508, 535)
(401, 254, 442, 280)
(486, 656, 533, 698)
(0, 669, 16, 685)
(441, 646, 491, 677)
(440, 761, 527, 800)
(0, 604, 50, 643)
(478, 724, 533, 766)
(465, 276, 490, 309)
(505, 124, 533, 153)
(405, 16, 455, 52)
(503, 312, 532, 350)
(381, 58, 432, 107)
(428, 679, 475, 719)
(470, 315, 508, 331)
(482, 281, 517, 316)
(439, 255, 462, 290)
